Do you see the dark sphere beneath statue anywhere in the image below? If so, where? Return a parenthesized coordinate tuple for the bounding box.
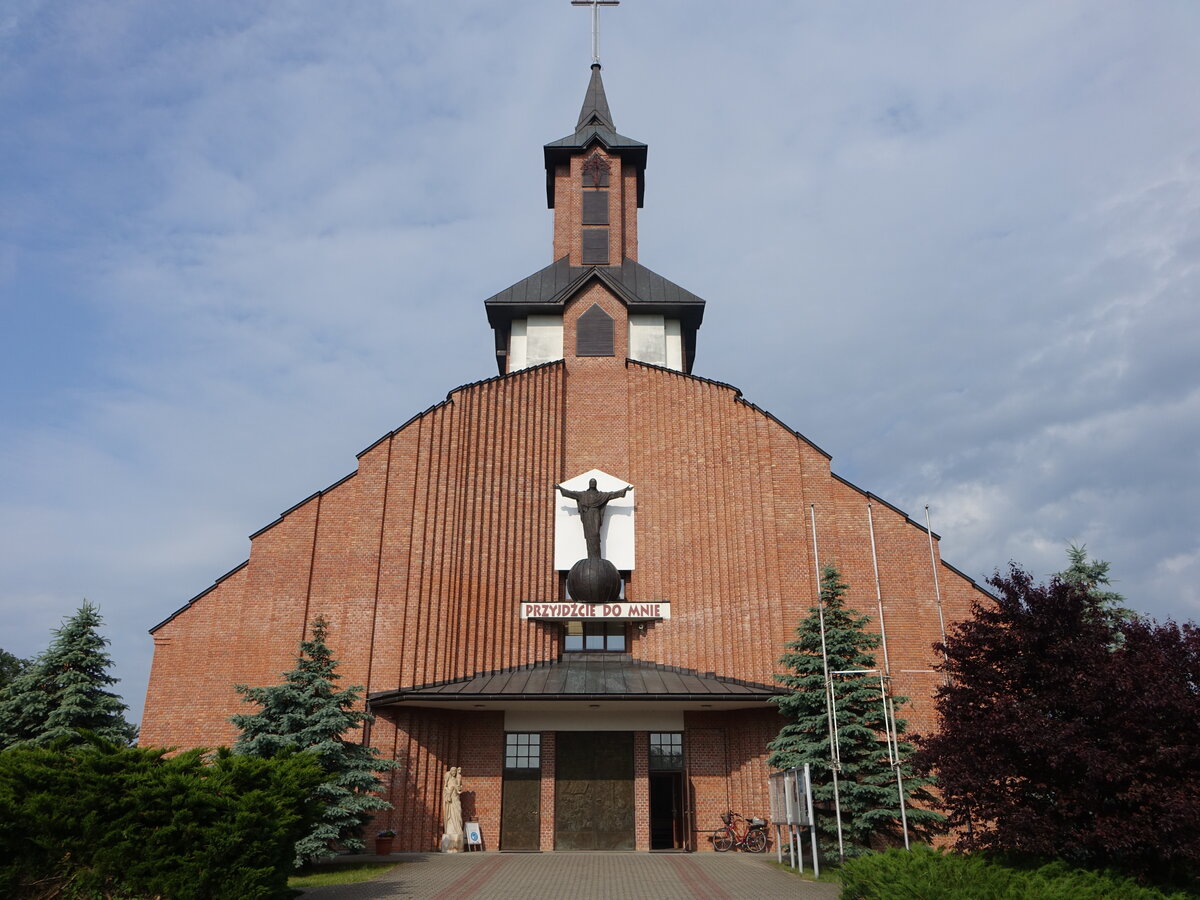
(567, 557, 622, 605)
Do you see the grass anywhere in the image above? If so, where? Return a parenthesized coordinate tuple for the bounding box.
(768, 858, 844, 884)
(287, 861, 399, 888)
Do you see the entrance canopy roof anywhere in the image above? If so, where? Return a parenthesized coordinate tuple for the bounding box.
(368, 653, 782, 713)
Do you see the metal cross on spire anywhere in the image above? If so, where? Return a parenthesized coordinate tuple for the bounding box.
(571, 0, 620, 65)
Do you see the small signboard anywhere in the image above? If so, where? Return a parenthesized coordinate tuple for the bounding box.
(465, 822, 482, 850)
(768, 767, 810, 826)
(520, 601, 669, 620)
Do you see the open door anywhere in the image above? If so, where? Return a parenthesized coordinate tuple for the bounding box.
(648, 732, 688, 850)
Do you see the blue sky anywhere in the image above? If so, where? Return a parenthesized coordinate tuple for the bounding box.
(2, 1, 1198, 724)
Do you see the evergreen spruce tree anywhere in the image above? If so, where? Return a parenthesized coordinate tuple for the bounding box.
(0, 648, 27, 692)
(0, 601, 137, 750)
(232, 616, 397, 865)
(769, 565, 942, 856)
(1057, 542, 1134, 626)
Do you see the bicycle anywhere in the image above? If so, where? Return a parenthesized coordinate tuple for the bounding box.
(712, 810, 769, 852)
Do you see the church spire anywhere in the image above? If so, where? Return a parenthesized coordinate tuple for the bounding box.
(576, 63, 615, 131)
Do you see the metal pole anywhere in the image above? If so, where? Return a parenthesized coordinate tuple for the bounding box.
(868, 499, 909, 846)
(881, 670, 910, 849)
(805, 763, 820, 878)
(866, 502, 892, 676)
(924, 505, 949, 684)
(809, 504, 845, 861)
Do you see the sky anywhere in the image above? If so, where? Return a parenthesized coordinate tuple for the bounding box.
(2, 1, 1198, 726)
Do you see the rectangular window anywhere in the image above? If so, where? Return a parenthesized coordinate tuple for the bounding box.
(564, 621, 626, 652)
(582, 190, 609, 225)
(505, 733, 541, 770)
(582, 228, 609, 265)
(649, 733, 683, 771)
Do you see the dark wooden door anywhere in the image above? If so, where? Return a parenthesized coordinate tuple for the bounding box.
(555, 731, 634, 850)
(501, 770, 541, 850)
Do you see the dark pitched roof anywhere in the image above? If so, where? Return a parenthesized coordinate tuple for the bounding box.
(484, 256, 705, 311)
(368, 654, 782, 706)
(546, 65, 647, 208)
(544, 125, 647, 153)
(577, 62, 615, 130)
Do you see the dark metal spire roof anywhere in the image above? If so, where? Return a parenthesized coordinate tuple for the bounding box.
(577, 62, 616, 130)
(545, 65, 647, 208)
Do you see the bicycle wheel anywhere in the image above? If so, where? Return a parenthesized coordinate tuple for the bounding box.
(744, 828, 768, 853)
(713, 829, 734, 852)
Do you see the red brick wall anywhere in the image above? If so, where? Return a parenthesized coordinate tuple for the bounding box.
(685, 710, 781, 850)
(633, 730, 650, 851)
(368, 708, 504, 852)
(553, 148, 638, 265)
(538, 731, 557, 851)
(141, 323, 986, 846)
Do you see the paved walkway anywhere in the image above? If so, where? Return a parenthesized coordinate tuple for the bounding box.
(300, 852, 840, 899)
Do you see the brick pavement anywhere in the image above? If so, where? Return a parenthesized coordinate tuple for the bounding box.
(299, 852, 841, 899)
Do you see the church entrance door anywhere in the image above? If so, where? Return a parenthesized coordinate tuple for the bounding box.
(649, 772, 685, 849)
(554, 731, 634, 850)
(500, 769, 540, 850)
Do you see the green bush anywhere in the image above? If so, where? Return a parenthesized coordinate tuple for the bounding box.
(839, 846, 1194, 900)
(0, 738, 323, 899)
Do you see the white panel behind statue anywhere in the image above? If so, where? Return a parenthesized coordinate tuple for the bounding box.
(554, 468, 635, 570)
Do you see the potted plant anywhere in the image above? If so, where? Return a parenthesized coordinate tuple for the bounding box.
(374, 829, 396, 855)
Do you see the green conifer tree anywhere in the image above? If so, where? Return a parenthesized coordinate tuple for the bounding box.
(768, 565, 942, 856)
(1057, 542, 1134, 626)
(231, 616, 397, 865)
(0, 602, 137, 750)
(0, 649, 27, 692)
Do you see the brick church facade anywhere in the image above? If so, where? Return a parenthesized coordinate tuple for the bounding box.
(141, 63, 984, 852)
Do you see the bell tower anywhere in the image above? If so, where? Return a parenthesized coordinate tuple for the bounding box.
(484, 65, 704, 378)
(545, 63, 647, 266)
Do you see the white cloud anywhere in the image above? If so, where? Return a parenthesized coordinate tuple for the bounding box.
(2, 2, 1199, 724)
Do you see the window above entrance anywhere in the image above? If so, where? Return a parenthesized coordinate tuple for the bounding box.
(649, 733, 683, 771)
(504, 733, 541, 769)
(564, 620, 626, 652)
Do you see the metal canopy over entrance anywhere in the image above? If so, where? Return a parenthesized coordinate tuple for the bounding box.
(367, 653, 783, 712)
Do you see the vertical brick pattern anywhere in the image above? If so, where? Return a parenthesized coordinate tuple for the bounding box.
(539, 731, 557, 850)
(633, 731, 650, 850)
(564, 285, 630, 479)
(143, 363, 567, 752)
(684, 725, 728, 851)
(684, 710, 780, 851)
(372, 708, 504, 852)
(623, 361, 976, 737)
(143, 338, 985, 848)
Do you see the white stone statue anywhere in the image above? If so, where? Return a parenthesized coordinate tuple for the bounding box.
(441, 766, 463, 852)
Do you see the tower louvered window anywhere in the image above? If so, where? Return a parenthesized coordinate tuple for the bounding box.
(576, 304, 614, 356)
(581, 152, 610, 263)
(582, 228, 609, 264)
(582, 190, 609, 225)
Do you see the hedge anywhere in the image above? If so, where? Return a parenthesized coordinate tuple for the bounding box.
(0, 738, 323, 900)
(839, 846, 1195, 900)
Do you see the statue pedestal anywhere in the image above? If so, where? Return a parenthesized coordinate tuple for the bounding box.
(567, 556, 621, 605)
(441, 833, 463, 853)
